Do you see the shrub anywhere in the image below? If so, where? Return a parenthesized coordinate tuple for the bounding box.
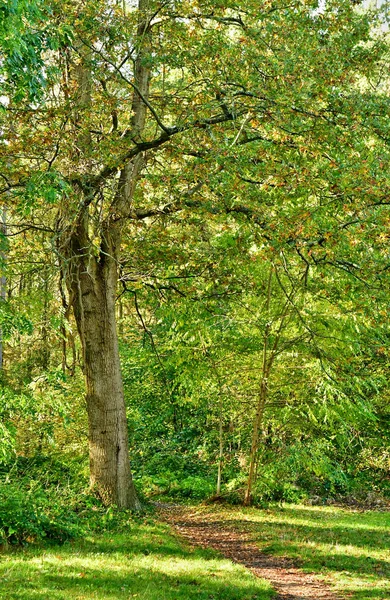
(172, 476, 215, 500)
(0, 481, 81, 545)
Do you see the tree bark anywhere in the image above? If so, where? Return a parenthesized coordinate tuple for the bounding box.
(65, 214, 141, 509)
(244, 267, 273, 506)
(243, 381, 266, 506)
(0, 207, 7, 371)
(58, 0, 151, 509)
(216, 394, 224, 497)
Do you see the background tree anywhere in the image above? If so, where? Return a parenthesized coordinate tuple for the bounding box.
(0, 0, 389, 508)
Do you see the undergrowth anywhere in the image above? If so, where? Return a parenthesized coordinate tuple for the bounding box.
(0, 455, 138, 546)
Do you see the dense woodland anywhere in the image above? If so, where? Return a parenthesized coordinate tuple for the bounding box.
(0, 0, 390, 549)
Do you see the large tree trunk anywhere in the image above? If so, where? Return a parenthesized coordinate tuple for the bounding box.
(58, 0, 150, 509)
(66, 215, 141, 509)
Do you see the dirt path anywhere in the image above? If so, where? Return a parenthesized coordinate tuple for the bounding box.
(157, 504, 341, 600)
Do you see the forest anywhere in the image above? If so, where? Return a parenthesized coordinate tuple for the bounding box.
(0, 1, 389, 599)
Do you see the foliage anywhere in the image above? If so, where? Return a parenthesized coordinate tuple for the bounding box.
(0, 480, 80, 544)
(0, 454, 139, 545)
(0, 454, 86, 544)
(118, 243, 390, 504)
(0, 302, 32, 340)
(0, 0, 72, 101)
(0, 0, 389, 511)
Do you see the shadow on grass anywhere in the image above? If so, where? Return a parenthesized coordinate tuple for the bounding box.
(173, 516, 390, 579)
(246, 519, 389, 550)
(265, 540, 390, 578)
(348, 590, 390, 599)
(210, 509, 390, 551)
(0, 522, 274, 600)
(0, 559, 273, 600)
(274, 506, 390, 530)
(0, 532, 194, 562)
(61, 530, 202, 559)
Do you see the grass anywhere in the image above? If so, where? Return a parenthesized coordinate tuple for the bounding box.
(0, 516, 274, 600)
(1, 502, 388, 600)
(192, 503, 390, 600)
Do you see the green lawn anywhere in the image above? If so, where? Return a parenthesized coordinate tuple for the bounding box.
(195, 504, 390, 600)
(1, 504, 388, 600)
(0, 517, 274, 600)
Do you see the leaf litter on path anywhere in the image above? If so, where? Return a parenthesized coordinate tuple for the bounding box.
(158, 504, 341, 600)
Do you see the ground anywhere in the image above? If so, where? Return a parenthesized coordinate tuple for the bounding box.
(159, 503, 390, 600)
(0, 503, 389, 600)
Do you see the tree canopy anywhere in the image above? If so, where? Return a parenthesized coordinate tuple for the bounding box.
(0, 0, 389, 509)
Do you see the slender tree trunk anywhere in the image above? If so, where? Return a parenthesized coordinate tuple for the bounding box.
(244, 267, 273, 506)
(243, 266, 295, 505)
(0, 208, 7, 371)
(41, 268, 50, 369)
(216, 392, 223, 497)
(244, 380, 267, 506)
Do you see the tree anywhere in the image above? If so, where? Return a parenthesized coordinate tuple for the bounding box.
(1, 0, 389, 507)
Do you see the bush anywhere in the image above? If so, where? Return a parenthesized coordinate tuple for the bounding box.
(0, 454, 89, 488)
(256, 482, 307, 504)
(171, 476, 215, 500)
(0, 481, 81, 545)
(0, 454, 137, 545)
(138, 471, 215, 501)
